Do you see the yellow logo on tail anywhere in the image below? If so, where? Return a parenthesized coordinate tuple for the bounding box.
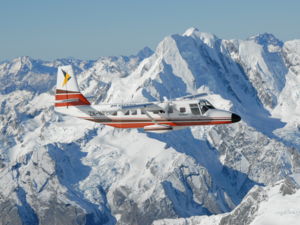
(62, 69, 71, 87)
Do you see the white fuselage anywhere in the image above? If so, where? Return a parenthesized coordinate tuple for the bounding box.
(55, 99, 237, 131)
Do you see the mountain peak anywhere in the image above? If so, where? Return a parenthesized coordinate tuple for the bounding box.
(0, 29, 299, 225)
(183, 27, 200, 36)
(248, 33, 283, 47)
(182, 27, 218, 48)
(12, 56, 32, 64)
(136, 46, 154, 59)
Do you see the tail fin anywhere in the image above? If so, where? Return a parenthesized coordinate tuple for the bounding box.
(55, 65, 90, 108)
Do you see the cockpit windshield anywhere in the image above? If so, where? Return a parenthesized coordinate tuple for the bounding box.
(198, 100, 215, 115)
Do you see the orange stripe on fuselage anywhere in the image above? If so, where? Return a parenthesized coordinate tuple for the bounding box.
(105, 121, 232, 128)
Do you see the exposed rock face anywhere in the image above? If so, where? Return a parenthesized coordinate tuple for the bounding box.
(0, 29, 300, 225)
(154, 179, 300, 225)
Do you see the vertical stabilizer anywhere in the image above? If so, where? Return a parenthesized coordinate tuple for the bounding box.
(55, 65, 90, 108)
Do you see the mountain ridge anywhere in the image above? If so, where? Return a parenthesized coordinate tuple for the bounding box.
(0, 28, 299, 225)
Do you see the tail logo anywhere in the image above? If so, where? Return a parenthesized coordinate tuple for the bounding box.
(62, 69, 71, 87)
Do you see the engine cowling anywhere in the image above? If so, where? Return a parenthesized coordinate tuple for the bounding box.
(143, 124, 173, 133)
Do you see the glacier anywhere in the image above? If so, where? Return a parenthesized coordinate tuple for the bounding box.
(0, 28, 299, 225)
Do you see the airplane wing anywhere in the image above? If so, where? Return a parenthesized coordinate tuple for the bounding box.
(93, 93, 207, 112)
(175, 93, 207, 100)
(120, 103, 156, 110)
(119, 93, 208, 109)
(93, 102, 161, 112)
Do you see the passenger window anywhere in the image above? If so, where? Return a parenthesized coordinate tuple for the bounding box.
(141, 110, 146, 115)
(124, 110, 130, 115)
(168, 106, 173, 113)
(179, 107, 186, 113)
(112, 111, 117, 116)
(190, 104, 200, 115)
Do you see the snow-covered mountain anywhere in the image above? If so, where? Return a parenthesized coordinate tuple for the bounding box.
(0, 28, 299, 225)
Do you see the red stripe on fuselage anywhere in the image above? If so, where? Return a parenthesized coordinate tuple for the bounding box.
(79, 116, 231, 122)
(104, 121, 232, 128)
(82, 117, 232, 128)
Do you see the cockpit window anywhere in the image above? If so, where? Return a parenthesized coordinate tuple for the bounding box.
(205, 100, 215, 109)
(201, 105, 209, 114)
(198, 100, 215, 115)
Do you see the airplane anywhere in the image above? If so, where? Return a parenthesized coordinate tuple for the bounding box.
(54, 65, 241, 133)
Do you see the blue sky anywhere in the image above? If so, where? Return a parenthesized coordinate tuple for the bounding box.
(0, 0, 299, 61)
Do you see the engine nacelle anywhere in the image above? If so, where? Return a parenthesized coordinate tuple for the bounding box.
(143, 124, 173, 133)
(157, 102, 170, 112)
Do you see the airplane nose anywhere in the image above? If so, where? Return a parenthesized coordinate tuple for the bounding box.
(231, 113, 241, 123)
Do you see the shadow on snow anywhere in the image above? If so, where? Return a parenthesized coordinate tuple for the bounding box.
(147, 128, 262, 217)
(47, 129, 116, 225)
